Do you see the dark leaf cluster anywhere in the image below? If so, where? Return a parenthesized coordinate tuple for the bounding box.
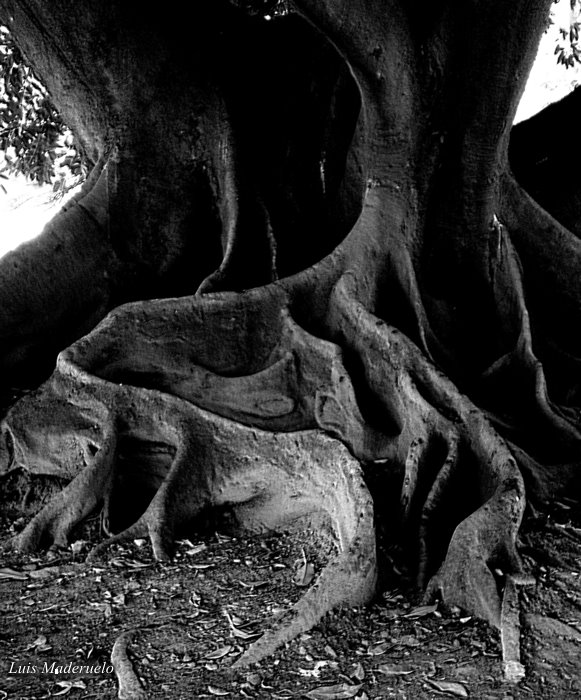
(554, 14, 581, 68)
(0, 24, 86, 186)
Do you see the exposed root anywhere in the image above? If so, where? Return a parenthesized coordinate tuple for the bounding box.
(4, 263, 534, 642)
(500, 573, 535, 683)
(5, 0, 581, 689)
(87, 521, 147, 562)
(111, 630, 147, 700)
(1, 202, 571, 667)
(13, 421, 117, 553)
(417, 432, 459, 587)
(327, 272, 527, 627)
(0, 291, 379, 665)
(232, 439, 376, 667)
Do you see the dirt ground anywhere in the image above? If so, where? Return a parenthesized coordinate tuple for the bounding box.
(0, 494, 580, 700)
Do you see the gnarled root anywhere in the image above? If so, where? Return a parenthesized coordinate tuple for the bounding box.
(327, 272, 527, 628)
(111, 630, 147, 700)
(0, 263, 541, 662)
(0, 290, 378, 665)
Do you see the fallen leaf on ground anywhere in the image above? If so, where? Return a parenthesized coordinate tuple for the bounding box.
(208, 686, 230, 696)
(349, 662, 365, 681)
(304, 682, 363, 699)
(185, 544, 208, 556)
(293, 560, 315, 587)
(53, 680, 87, 696)
(25, 635, 52, 652)
(189, 591, 202, 606)
(368, 641, 392, 656)
(238, 579, 268, 589)
(231, 626, 260, 641)
(299, 660, 329, 677)
(397, 635, 420, 647)
(404, 603, 438, 618)
(293, 548, 315, 587)
(427, 680, 469, 698)
(224, 611, 261, 641)
(376, 663, 414, 676)
(88, 601, 113, 617)
(110, 558, 151, 569)
(204, 645, 233, 660)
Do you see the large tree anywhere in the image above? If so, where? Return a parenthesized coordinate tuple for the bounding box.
(0, 0, 578, 670)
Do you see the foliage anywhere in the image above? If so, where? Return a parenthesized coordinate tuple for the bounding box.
(0, 24, 87, 188)
(553, 0, 581, 67)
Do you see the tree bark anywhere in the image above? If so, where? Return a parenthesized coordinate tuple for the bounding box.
(1, 0, 580, 669)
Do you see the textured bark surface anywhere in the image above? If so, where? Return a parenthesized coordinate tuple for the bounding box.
(1, 0, 580, 668)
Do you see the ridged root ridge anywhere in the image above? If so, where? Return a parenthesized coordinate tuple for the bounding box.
(0, 289, 378, 666)
(326, 272, 527, 628)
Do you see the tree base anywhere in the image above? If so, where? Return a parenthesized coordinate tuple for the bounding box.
(0, 271, 534, 664)
(0, 289, 381, 665)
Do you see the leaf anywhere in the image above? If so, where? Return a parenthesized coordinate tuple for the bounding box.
(208, 686, 230, 696)
(88, 601, 113, 617)
(204, 645, 233, 660)
(238, 579, 269, 589)
(404, 603, 438, 619)
(397, 635, 420, 647)
(224, 610, 261, 641)
(293, 560, 315, 587)
(305, 683, 363, 699)
(368, 641, 391, 656)
(25, 635, 52, 652)
(185, 544, 208, 556)
(53, 680, 87, 696)
(376, 663, 414, 677)
(110, 557, 150, 569)
(299, 661, 329, 678)
(349, 662, 365, 682)
(427, 680, 469, 698)
(231, 626, 261, 641)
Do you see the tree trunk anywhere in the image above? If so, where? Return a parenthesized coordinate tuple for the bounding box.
(1, 0, 579, 668)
